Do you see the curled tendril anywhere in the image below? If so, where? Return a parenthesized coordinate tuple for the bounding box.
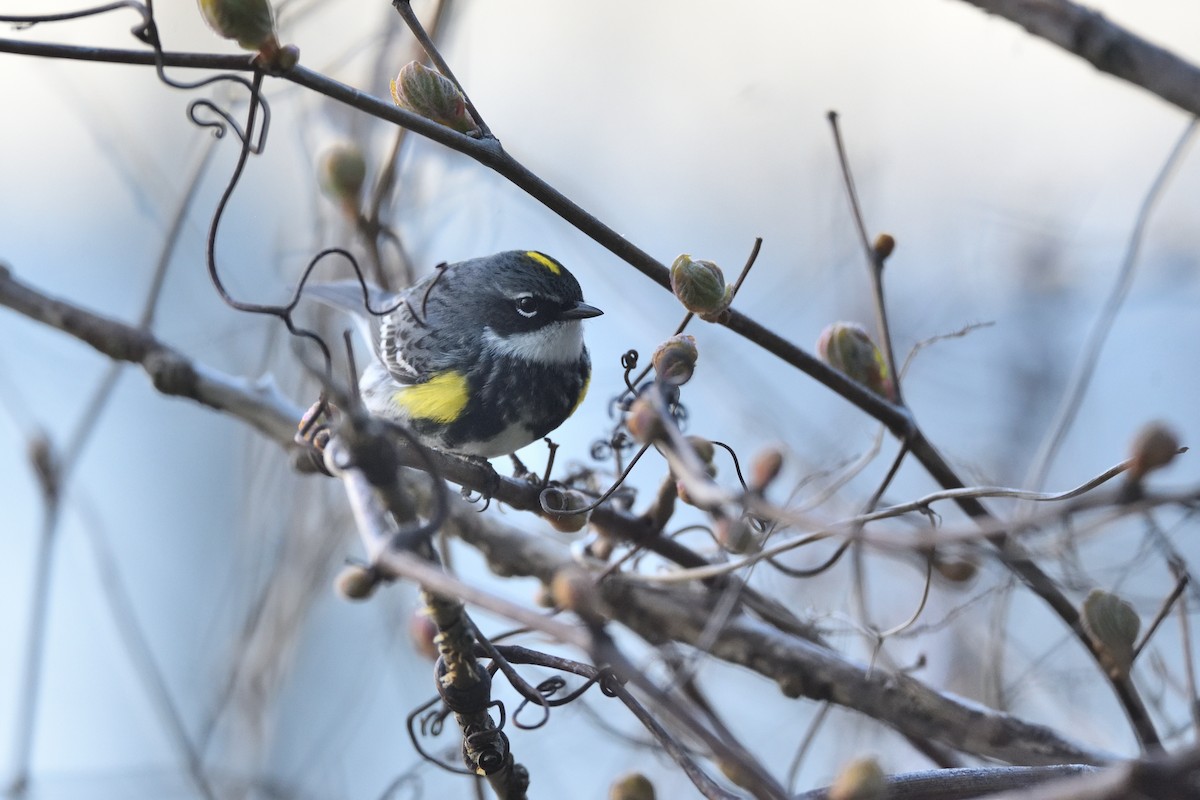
(511, 673, 619, 730)
(463, 721, 511, 775)
(510, 677, 562, 730)
(0, 1, 150, 37)
(620, 349, 640, 394)
(589, 439, 611, 460)
(187, 97, 270, 154)
(538, 442, 651, 518)
(406, 697, 476, 776)
(597, 668, 625, 697)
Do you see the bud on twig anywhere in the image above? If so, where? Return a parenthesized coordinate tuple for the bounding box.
(318, 142, 367, 217)
(1126, 421, 1180, 484)
(931, 551, 979, 584)
(670, 254, 732, 321)
(872, 233, 895, 263)
(652, 334, 699, 387)
(335, 564, 378, 600)
(671, 438, 716, 507)
(1082, 589, 1140, 678)
(197, 0, 297, 69)
(549, 567, 606, 626)
(829, 757, 887, 800)
(714, 514, 757, 555)
(625, 396, 665, 444)
(686, 435, 716, 469)
(609, 772, 656, 800)
(541, 487, 592, 533)
(408, 610, 440, 661)
(816, 322, 895, 400)
(748, 446, 784, 494)
(391, 61, 480, 135)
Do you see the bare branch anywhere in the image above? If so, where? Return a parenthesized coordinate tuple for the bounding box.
(958, 0, 1200, 116)
(450, 504, 1115, 767)
(0, 264, 301, 446)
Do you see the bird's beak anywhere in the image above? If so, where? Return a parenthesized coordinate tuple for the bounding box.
(559, 301, 603, 320)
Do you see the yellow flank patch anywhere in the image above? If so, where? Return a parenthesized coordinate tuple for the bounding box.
(568, 373, 590, 418)
(393, 371, 469, 423)
(524, 251, 562, 275)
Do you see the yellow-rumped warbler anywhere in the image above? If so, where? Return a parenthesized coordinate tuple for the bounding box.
(308, 250, 602, 457)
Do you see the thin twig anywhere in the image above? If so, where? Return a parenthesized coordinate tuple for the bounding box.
(1024, 118, 1198, 493)
(827, 111, 902, 403)
(1132, 573, 1188, 662)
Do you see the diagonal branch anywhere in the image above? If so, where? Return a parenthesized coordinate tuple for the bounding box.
(957, 0, 1200, 116)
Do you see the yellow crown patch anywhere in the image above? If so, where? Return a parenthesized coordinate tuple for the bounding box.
(524, 251, 562, 275)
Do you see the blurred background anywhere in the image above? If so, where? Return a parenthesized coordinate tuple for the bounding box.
(1, 1, 1199, 797)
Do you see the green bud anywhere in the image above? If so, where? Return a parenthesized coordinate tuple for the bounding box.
(1082, 589, 1140, 677)
(197, 0, 277, 51)
(669, 254, 732, 321)
(816, 322, 894, 400)
(651, 334, 698, 387)
(318, 143, 367, 216)
(829, 757, 886, 800)
(270, 43, 300, 71)
(609, 772, 656, 800)
(390, 61, 480, 135)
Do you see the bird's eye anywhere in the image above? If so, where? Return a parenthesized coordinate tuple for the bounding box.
(515, 296, 538, 318)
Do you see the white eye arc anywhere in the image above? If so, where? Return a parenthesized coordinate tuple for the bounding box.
(515, 294, 538, 318)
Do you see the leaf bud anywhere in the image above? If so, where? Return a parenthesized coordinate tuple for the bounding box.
(872, 233, 896, 262)
(829, 757, 887, 800)
(408, 610, 440, 661)
(686, 435, 716, 469)
(609, 772, 656, 800)
(270, 43, 300, 71)
(197, 0, 277, 51)
(669, 254, 732, 321)
(816, 322, 895, 400)
(651, 334, 699, 387)
(1082, 589, 1140, 677)
(390, 61, 480, 135)
(335, 564, 377, 600)
(625, 396, 665, 444)
(715, 514, 757, 554)
(318, 142, 367, 217)
(549, 567, 606, 625)
(749, 446, 784, 493)
(1127, 421, 1180, 483)
(931, 551, 979, 584)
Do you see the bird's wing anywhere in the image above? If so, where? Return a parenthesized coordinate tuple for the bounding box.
(306, 280, 421, 384)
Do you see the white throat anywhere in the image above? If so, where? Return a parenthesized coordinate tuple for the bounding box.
(482, 321, 585, 364)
